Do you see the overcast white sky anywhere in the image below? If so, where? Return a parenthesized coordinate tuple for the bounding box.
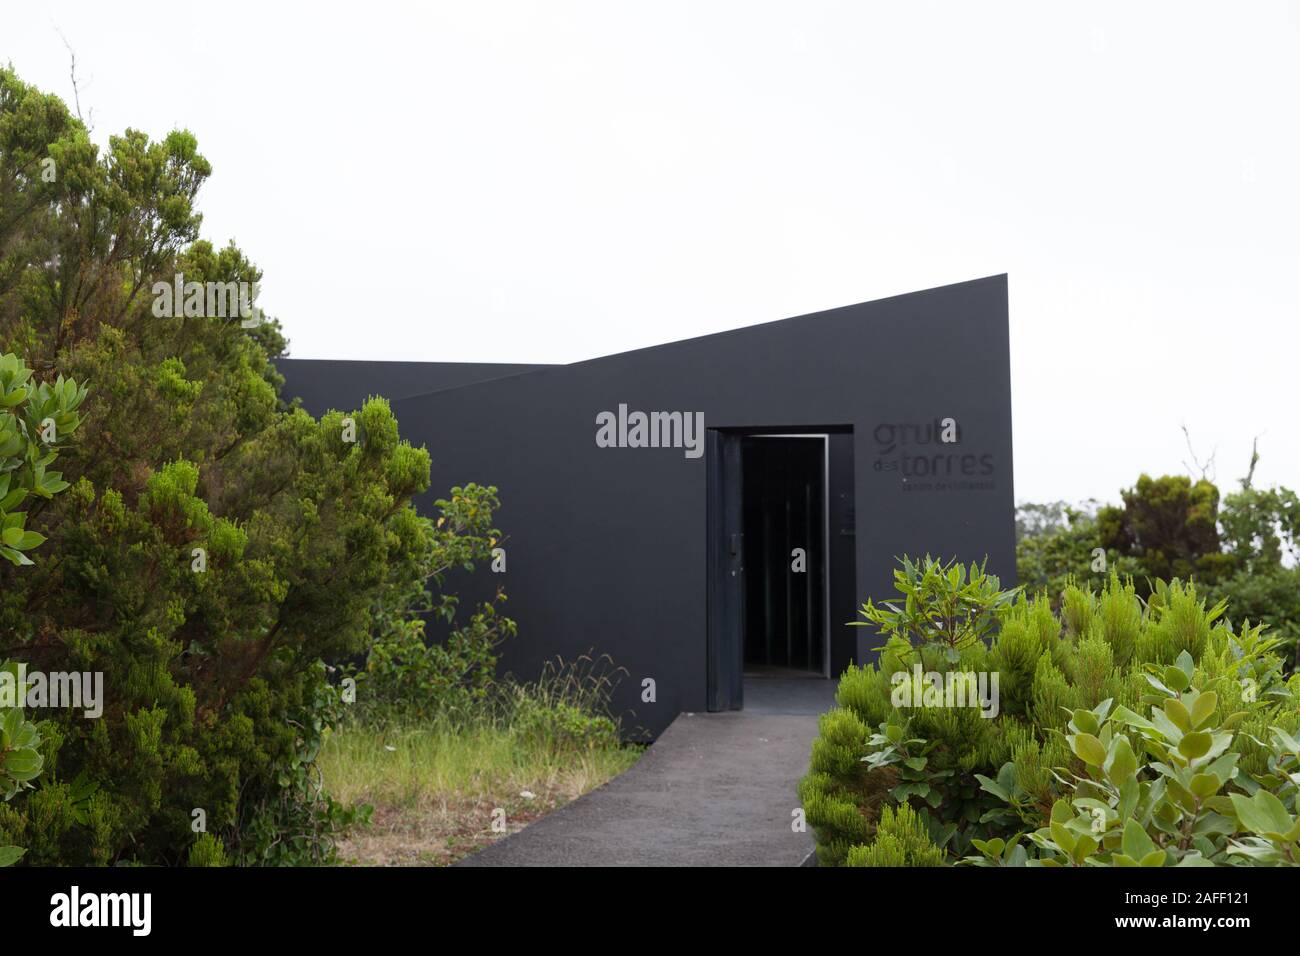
(6, 1, 1298, 504)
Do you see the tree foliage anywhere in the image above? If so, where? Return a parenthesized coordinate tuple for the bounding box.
(0, 352, 87, 566)
(1017, 457, 1300, 671)
(356, 483, 517, 726)
(0, 66, 463, 865)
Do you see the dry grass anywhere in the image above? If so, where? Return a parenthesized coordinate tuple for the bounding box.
(321, 719, 641, 866)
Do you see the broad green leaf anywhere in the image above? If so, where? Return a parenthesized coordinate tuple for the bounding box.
(16, 530, 45, 550)
(1178, 731, 1212, 760)
(1230, 791, 1295, 838)
(1163, 664, 1190, 693)
(1122, 819, 1157, 860)
(1189, 773, 1220, 799)
(1163, 697, 1192, 733)
(0, 846, 25, 867)
(1073, 834, 1098, 865)
(2, 747, 43, 780)
(1189, 692, 1217, 729)
(1071, 708, 1099, 736)
(1070, 732, 1107, 767)
(975, 773, 1011, 802)
(1104, 735, 1138, 787)
(1050, 821, 1076, 855)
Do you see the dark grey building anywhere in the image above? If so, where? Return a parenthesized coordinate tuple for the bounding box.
(278, 274, 1016, 737)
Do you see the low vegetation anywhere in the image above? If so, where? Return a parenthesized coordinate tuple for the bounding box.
(803, 555, 1300, 867)
(323, 654, 641, 867)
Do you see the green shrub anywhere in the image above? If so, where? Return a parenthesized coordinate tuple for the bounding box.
(0, 354, 88, 567)
(503, 654, 627, 756)
(1207, 566, 1300, 673)
(846, 802, 944, 867)
(797, 707, 876, 866)
(512, 701, 620, 755)
(1099, 475, 1235, 587)
(0, 349, 84, 865)
(187, 832, 228, 867)
(852, 554, 1018, 666)
(354, 484, 516, 727)
(801, 556, 1300, 866)
(968, 659, 1300, 866)
(0, 66, 449, 866)
(0, 662, 45, 866)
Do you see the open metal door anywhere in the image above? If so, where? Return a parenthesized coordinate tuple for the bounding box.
(707, 430, 745, 711)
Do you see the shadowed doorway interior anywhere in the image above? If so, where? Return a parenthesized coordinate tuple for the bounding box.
(740, 435, 827, 677)
(708, 429, 842, 712)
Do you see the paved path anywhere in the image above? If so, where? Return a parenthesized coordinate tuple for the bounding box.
(458, 678, 834, 867)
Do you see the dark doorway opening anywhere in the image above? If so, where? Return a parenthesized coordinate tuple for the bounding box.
(708, 430, 840, 712)
(740, 436, 826, 676)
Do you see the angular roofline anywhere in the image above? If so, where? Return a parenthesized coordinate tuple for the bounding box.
(291, 274, 1007, 404)
(556, 273, 1008, 371)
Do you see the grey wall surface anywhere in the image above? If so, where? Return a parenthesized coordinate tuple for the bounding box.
(275, 359, 550, 418)
(374, 275, 1017, 738)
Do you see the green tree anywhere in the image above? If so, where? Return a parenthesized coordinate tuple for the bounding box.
(0, 66, 477, 865)
(1207, 449, 1300, 670)
(1218, 442, 1300, 571)
(1098, 474, 1234, 588)
(1015, 500, 1142, 602)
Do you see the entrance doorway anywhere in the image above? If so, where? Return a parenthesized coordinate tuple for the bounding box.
(740, 436, 827, 675)
(707, 431, 833, 712)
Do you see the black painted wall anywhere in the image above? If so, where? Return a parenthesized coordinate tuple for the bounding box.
(275, 359, 550, 418)
(280, 275, 1016, 738)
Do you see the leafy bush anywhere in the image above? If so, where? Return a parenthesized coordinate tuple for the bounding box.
(852, 555, 1018, 665)
(503, 654, 626, 756)
(0, 662, 44, 866)
(1206, 566, 1300, 673)
(0, 352, 85, 865)
(0, 353, 87, 566)
(0, 66, 454, 866)
(800, 555, 1300, 866)
(354, 484, 516, 726)
(967, 658, 1300, 866)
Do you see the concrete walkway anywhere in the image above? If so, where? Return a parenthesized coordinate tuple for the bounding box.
(458, 678, 835, 867)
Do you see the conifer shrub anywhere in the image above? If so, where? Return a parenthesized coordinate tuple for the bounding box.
(845, 802, 944, 867)
(186, 831, 228, 867)
(800, 555, 1300, 866)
